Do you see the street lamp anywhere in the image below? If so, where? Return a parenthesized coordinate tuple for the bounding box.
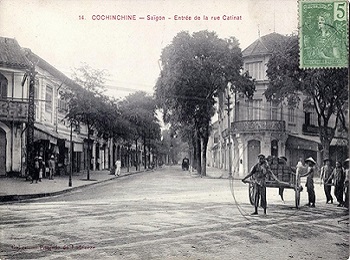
(225, 83, 233, 177)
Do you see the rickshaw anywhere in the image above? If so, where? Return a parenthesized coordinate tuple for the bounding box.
(182, 158, 189, 171)
(245, 162, 304, 209)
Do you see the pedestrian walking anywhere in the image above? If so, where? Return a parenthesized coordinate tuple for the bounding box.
(319, 158, 333, 204)
(38, 156, 44, 182)
(343, 158, 349, 209)
(48, 155, 56, 180)
(329, 161, 345, 207)
(31, 156, 40, 184)
(242, 154, 281, 215)
(300, 157, 317, 207)
(115, 159, 121, 176)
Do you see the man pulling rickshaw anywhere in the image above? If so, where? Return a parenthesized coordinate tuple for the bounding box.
(242, 154, 287, 215)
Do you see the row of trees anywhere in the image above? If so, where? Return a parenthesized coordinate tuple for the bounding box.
(62, 64, 162, 180)
(155, 30, 255, 176)
(62, 32, 347, 180)
(155, 30, 348, 176)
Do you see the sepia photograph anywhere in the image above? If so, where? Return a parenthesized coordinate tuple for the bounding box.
(0, 0, 348, 259)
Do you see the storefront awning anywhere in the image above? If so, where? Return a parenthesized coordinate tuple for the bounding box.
(287, 134, 348, 150)
(286, 135, 320, 151)
(34, 124, 59, 144)
(64, 136, 84, 151)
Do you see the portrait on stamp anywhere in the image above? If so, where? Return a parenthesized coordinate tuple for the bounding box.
(299, 0, 348, 68)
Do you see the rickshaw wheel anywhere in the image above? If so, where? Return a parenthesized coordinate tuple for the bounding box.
(249, 181, 256, 205)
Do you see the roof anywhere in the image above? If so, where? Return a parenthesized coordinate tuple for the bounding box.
(242, 33, 289, 57)
(0, 37, 31, 69)
(25, 49, 80, 89)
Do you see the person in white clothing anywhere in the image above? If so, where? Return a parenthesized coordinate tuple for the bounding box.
(115, 159, 121, 176)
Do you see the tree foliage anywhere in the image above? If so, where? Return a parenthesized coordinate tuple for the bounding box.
(63, 65, 163, 173)
(119, 91, 161, 168)
(155, 30, 255, 175)
(62, 64, 114, 179)
(265, 36, 348, 159)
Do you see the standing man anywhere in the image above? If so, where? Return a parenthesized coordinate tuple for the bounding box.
(300, 157, 317, 207)
(242, 154, 281, 215)
(319, 158, 333, 204)
(31, 156, 40, 184)
(115, 159, 121, 176)
(38, 156, 44, 182)
(330, 161, 345, 207)
(48, 155, 56, 180)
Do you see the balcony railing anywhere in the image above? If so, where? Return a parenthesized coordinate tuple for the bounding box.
(0, 99, 28, 122)
(231, 120, 285, 134)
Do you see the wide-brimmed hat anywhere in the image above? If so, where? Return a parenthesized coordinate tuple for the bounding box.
(258, 154, 265, 159)
(38, 156, 43, 160)
(279, 156, 287, 162)
(305, 157, 316, 165)
(50, 155, 55, 159)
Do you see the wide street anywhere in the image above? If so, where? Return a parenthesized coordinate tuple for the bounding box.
(0, 166, 348, 260)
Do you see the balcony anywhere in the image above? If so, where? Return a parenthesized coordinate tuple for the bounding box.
(0, 99, 28, 122)
(231, 120, 285, 134)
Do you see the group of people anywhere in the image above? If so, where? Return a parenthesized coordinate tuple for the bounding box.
(30, 155, 56, 184)
(242, 154, 349, 215)
(320, 158, 349, 208)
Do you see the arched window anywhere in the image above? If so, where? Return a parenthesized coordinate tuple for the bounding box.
(0, 73, 8, 99)
(248, 140, 261, 171)
(271, 140, 279, 157)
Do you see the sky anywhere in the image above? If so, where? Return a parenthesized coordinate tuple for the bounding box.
(0, 0, 298, 98)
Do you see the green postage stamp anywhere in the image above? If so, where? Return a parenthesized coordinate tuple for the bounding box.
(299, 0, 348, 69)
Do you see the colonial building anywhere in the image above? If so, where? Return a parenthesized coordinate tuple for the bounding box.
(0, 36, 140, 177)
(0, 37, 30, 176)
(208, 33, 349, 176)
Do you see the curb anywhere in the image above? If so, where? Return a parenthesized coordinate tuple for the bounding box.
(0, 170, 145, 204)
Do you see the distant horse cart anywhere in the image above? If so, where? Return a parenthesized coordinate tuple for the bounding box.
(182, 158, 189, 171)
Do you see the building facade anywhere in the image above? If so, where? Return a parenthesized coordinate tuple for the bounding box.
(0, 37, 30, 176)
(0, 37, 143, 177)
(208, 33, 349, 176)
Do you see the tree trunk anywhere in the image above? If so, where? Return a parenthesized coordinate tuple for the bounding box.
(143, 134, 147, 170)
(319, 125, 334, 161)
(127, 145, 130, 172)
(196, 129, 201, 175)
(87, 126, 91, 180)
(191, 138, 196, 170)
(135, 138, 138, 171)
(201, 132, 209, 177)
(321, 138, 331, 161)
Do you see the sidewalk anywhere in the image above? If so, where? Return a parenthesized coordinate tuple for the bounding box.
(0, 167, 143, 203)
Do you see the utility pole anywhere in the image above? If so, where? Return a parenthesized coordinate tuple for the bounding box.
(26, 64, 36, 179)
(69, 121, 73, 187)
(225, 83, 232, 177)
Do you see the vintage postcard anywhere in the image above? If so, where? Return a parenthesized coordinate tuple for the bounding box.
(0, 0, 349, 259)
